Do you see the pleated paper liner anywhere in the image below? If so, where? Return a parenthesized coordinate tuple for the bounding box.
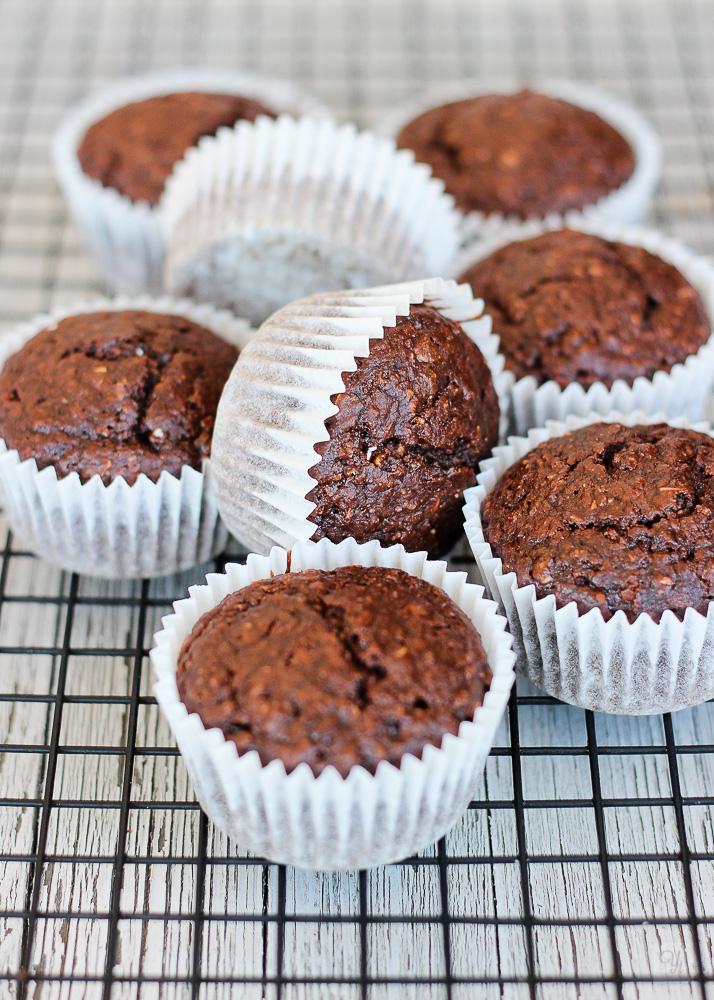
(163, 115, 462, 326)
(0, 296, 253, 579)
(377, 77, 661, 247)
(452, 216, 714, 435)
(208, 277, 512, 555)
(53, 69, 328, 296)
(463, 410, 714, 715)
(151, 536, 516, 869)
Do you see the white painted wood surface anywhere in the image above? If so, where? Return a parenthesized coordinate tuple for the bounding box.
(1, 527, 713, 998)
(1, 0, 714, 995)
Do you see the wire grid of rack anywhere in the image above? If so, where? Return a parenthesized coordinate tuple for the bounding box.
(1, 0, 714, 996)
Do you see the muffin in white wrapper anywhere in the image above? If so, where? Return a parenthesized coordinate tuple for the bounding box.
(150, 536, 516, 869)
(0, 296, 253, 579)
(162, 116, 462, 326)
(463, 410, 714, 715)
(452, 217, 714, 435)
(378, 78, 661, 245)
(209, 277, 511, 556)
(53, 69, 327, 296)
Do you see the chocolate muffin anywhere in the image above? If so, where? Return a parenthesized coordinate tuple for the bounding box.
(77, 91, 277, 205)
(481, 422, 714, 623)
(306, 304, 500, 556)
(0, 310, 238, 485)
(177, 564, 492, 777)
(460, 229, 711, 390)
(396, 90, 635, 218)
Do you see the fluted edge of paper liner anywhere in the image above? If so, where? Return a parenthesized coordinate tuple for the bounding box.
(377, 77, 661, 244)
(209, 277, 513, 555)
(52, 69, 329, 295)
(463, 409, 714, 715)
(162, 115, 463, 324)
(150, 536, 516, 869)
(0, 295, 254, 578)
(451, 215, 714, 434)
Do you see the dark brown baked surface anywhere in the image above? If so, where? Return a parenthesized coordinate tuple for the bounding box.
(396, 90, 635, 218)
(177, 565, 492, 777)
(0, 310, 238, 486)
(77, 91, 277, 205)
(306, 304, 500, 557)
(481, 422, 714, 623)
(460, 229, 711, 389)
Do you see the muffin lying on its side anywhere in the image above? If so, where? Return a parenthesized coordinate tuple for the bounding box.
(210, 279, 509, 558)
(306, 303, 499, 556)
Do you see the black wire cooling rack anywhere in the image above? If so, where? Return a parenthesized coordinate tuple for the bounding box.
(2, 0, 714, 996)
(3, 534, 714, 998)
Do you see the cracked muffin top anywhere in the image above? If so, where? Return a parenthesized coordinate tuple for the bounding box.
(176, 564, 492, 777)
(0, 310, 238, 485)
(396, 90, 635, 218)
(481, 422, 714, 623)
(459, 229, 711, 389)
(306, 303, 500, 557)
(77, 91, 278, 206)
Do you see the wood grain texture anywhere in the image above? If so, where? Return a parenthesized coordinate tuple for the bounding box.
(4, 548, 712, 998)
(2, 0, 714, 995)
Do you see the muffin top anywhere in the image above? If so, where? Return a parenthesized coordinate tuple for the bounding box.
(306, 303, 499, 557)
(77, 91, 277, 205)
(0, 310, 238, 485)
(177, 564, 492, 777)
(481, 422, 714, 623)
(396, 90, 635, 218)
(459, 229, 711, 389)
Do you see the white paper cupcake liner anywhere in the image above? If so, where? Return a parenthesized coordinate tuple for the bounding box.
(52, 69, 328, 296)
(151, 536, 516, 869)
(208, 277, 512, 555)
(463, 410, 714, 715)
(0, 296, 254, 579)
(377, 78, 661, 246)
(162, 115, 463, 327)
(451, 216, 714, 435)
